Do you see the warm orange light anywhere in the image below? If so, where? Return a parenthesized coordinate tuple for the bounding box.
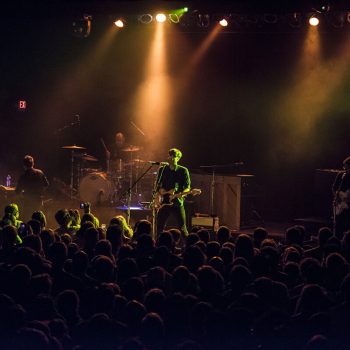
(130, 21, 172, 159)
(309, 16, 320, 26)
(155, 13, 167, 23)
(219, 19, 228, 27)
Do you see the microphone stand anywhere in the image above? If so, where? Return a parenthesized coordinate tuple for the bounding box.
(151, 165, 166, 240)
(151, 182, 157, 242)
(199, 164, 218, 217)
(119, 164, 154, 226)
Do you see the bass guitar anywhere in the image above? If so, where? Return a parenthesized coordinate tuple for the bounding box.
(154, 188, 202, 210)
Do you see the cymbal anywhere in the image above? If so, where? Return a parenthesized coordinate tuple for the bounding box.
(133, 159, 145, 163)
(122, 145, 142, 152)
(61, 145, 86, 150)
(316, 168, 344, 173)
(73, 154, 98, 162)
(81, 155, 98, 162)
(73, 153, 98, 162)
(82, 168, 100, 173)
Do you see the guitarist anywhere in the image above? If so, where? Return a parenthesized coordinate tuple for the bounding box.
(155, 148, 191, 239)
(333, 156, 350, 238)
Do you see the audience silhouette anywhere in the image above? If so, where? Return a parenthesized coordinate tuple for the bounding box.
(0, 201, 348, 349)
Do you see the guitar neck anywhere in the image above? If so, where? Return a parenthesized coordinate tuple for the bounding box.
(172, 190, 190, 199)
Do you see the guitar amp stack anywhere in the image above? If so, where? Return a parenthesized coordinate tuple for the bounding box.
(190, 172, 264, 230)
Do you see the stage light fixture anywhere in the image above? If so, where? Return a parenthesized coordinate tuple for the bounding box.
(311, 0, 330, 13)
(263, 13, 278, 24)
(309, 15, 320, 26)
(178, 12, 193, 27)
(155, 13, 167, 23)
(197, 14, 210, 28)
(219, 18, 228, 27)
(287, 12, 303, 28)
(72, 14, 92, 38)
(327, 11, 346, 28)
(139, 14, 153, 24)
(114, 19, 124, 28)
(169, 14, 180, 24)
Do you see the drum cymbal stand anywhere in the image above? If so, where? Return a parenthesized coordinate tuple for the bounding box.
(70, 150, 75, 199)
(69, 150, 82, 200)
(151, 165, 166, 241)
(70, 150, 84, 200)
(61, 144, 86, 200)
(119, 164, 154, 226)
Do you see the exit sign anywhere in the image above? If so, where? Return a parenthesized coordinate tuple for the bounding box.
(18, 100, 27, 110)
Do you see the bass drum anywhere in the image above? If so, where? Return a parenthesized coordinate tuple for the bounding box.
(79, 172, 112, 205)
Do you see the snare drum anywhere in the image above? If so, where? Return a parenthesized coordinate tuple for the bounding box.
(79, 172, 112, 205)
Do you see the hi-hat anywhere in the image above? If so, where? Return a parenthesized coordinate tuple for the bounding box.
(82, 155, 98, 162)
(74, 153, 98, 162)
(236, 174, 255, 177)
(122, 145, 141, 152)
(61, 145, 86, 150)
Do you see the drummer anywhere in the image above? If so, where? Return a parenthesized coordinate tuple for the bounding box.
(104, 132, 126, 176)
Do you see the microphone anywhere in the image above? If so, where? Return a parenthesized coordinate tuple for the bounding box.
(148, 161, 169, 166)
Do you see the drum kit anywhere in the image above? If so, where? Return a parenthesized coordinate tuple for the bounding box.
(61, 144, 156, 207)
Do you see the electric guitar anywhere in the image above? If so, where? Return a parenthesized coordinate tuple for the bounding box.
(334, 190, 350, 215)
(154, 188, 202, 210)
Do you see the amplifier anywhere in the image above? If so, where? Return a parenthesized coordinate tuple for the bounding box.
(191, 216, 219, 230)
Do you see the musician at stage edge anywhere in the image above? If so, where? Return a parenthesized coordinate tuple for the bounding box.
(154, 148, 191, 239)
(332, 156, 350, 238)
(16, 155, 49, 219)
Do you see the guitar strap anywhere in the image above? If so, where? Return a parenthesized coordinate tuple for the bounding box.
(338, 173, 346, 193)
(154, 165, 167, 193)
(334, 173, 347, 216)
(333, 172, 345, 194)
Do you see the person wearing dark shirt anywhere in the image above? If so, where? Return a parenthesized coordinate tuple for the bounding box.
(104, 132, 126, 176)
(16, 155, 49, 215)
(333, 156, 350, 238)
(155, 148, 191, 238)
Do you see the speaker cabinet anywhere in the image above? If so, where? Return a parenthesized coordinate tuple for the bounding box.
(191, 173, 262, 230)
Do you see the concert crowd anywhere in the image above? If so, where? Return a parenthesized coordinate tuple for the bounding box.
(0, 199, 349, 350)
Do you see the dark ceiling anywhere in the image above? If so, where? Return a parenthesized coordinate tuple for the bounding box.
(2, 0, 350, 18)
